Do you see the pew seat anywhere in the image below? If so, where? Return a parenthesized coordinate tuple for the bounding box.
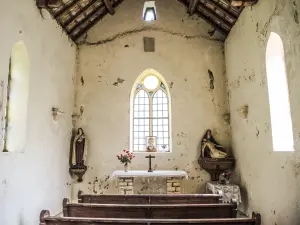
(63, 198, 237, 219)
(78, 191, 221, 204)
(40, 210, 261, 225)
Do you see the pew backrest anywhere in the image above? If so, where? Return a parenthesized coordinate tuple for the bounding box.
(77, 191, 221, 204)
(40, 210, 261, 225)
(63, 198, 237, 219)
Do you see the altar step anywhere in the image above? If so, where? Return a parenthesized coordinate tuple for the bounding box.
(40, 193, 261, 225)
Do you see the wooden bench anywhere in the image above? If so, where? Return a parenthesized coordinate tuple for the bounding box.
(63, 198, 237, 219)
(78, 191, 221, 204)
(40, 210, 261, 225)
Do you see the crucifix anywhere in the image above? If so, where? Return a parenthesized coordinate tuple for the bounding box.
(145, 154, 155, 172)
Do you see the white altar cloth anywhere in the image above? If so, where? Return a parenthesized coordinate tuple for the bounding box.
(112, 170, 188, 179)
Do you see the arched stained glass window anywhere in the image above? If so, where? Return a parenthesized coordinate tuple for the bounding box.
(266, 32, 294, 152)
(131, 70, 171, 152)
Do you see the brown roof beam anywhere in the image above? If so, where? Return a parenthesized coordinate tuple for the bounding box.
(230, 0, 258, 6)
(196, 3, 232, 31)
(37, 0, 63, 8)
(188, 0, 199, 15)
(177, 0, 229, 35)
(103, 0, 115, 15)
(63, 0, 101, 27)
(213, 0, 239, 16)
(72, 9, 108, 41)
(201, 0, 237, 21)
(54, 0, 80, 19)
(195, 11, 229, 36)
(72, 0, 124, 41)
(68, 4, 106, 35)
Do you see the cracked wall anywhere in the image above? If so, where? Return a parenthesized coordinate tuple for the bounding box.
(225, 0, 300, 224)
(72, 0, 230, 197)
(0, 1, 76, 225)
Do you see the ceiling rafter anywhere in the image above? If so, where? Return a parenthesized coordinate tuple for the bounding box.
(196, 11, 228, 36)
(230, 0, 258, 7)
(180, 0, 231, 35)
(196, 2, 232, 30)
(200, 0, 237, 22)
(72, 0, 124, 40)
(54, 0, 80, 18)
(38, 0, 255, 43)
(63, 0, 101, 28)
(72, 9, 108, 40)
(68, 4, 106, 36)
(188, 0, 199, 15)
(213, 0, 241, 16)
(103, 0, 115, 15)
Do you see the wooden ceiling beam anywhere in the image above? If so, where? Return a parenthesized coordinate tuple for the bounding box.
(188, 0, 199, 15)
(103, 0, 115, 15)
(230, 0, 258, 7)
(73, 0, 124, 41)
(63, 0, 101, 27)
(37, 0, 63, 8)
(54, 0, 80, 19)
(196, 3, 232, 31)
(195, 11, 228, 36)
(68, 4, 106, 35)
(200, 0, 237, 21)
(72, 9, 108, 41)
(214, 0, 239, 16)
(178, 0, 229, 36)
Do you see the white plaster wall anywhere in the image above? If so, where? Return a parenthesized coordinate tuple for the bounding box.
(73, 0, 230, 197)
(225, 0, 300, 224)
(0, 1, 76, 225)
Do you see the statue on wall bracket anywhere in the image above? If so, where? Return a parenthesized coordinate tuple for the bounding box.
(69, 128, 88, 182)
(198, 129, 235, 181)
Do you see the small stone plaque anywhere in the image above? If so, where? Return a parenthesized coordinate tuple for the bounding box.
(143, 37, 155, 52)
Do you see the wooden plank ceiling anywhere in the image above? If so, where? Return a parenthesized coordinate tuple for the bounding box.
(40, 0, 247, 43)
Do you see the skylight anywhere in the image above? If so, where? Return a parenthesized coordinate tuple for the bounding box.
(143, 1, 157, 21)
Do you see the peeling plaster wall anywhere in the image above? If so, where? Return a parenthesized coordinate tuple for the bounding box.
(225, 0, 300, 224)
(0, 1, 76, 225)
(73, 0, 230, 197)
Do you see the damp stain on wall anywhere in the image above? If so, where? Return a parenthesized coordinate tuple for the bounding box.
(113, 78, 125, 86)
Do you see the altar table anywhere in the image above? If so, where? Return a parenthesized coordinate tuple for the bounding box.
(112, 170, 188, 195)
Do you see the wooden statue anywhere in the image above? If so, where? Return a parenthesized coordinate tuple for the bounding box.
(71, 128, 88, 167)
(201, 130, 228, 159)
(70, 128, 88, 182)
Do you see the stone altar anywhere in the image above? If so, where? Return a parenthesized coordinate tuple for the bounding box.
(112, 170, 188, 194)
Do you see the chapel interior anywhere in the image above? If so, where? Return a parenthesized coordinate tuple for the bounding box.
(1, 0, 300, 225)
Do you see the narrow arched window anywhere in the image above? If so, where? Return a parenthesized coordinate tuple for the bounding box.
(3, 41, 30, 152)
(266, 32, 294, 152)
(130, 69, 171, 152)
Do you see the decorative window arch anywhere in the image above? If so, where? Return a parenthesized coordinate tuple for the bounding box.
(266, 32, 294, 152)
(130, 69, 171, 152)
(3, 41, 30, 152)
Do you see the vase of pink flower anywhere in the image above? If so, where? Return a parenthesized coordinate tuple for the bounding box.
(117, 150, 135, 172)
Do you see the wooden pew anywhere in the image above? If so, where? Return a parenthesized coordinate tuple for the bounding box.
(63, 198, 237, 219)
(77, 190, 221, 204)
(40, 210, 261, 225)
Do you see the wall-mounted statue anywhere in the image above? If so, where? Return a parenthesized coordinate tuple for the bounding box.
(69, 128, 88, 182)
(72, 128, 88, 166)
(199, 129, 235, 181)
(201, 129, 228, 159)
